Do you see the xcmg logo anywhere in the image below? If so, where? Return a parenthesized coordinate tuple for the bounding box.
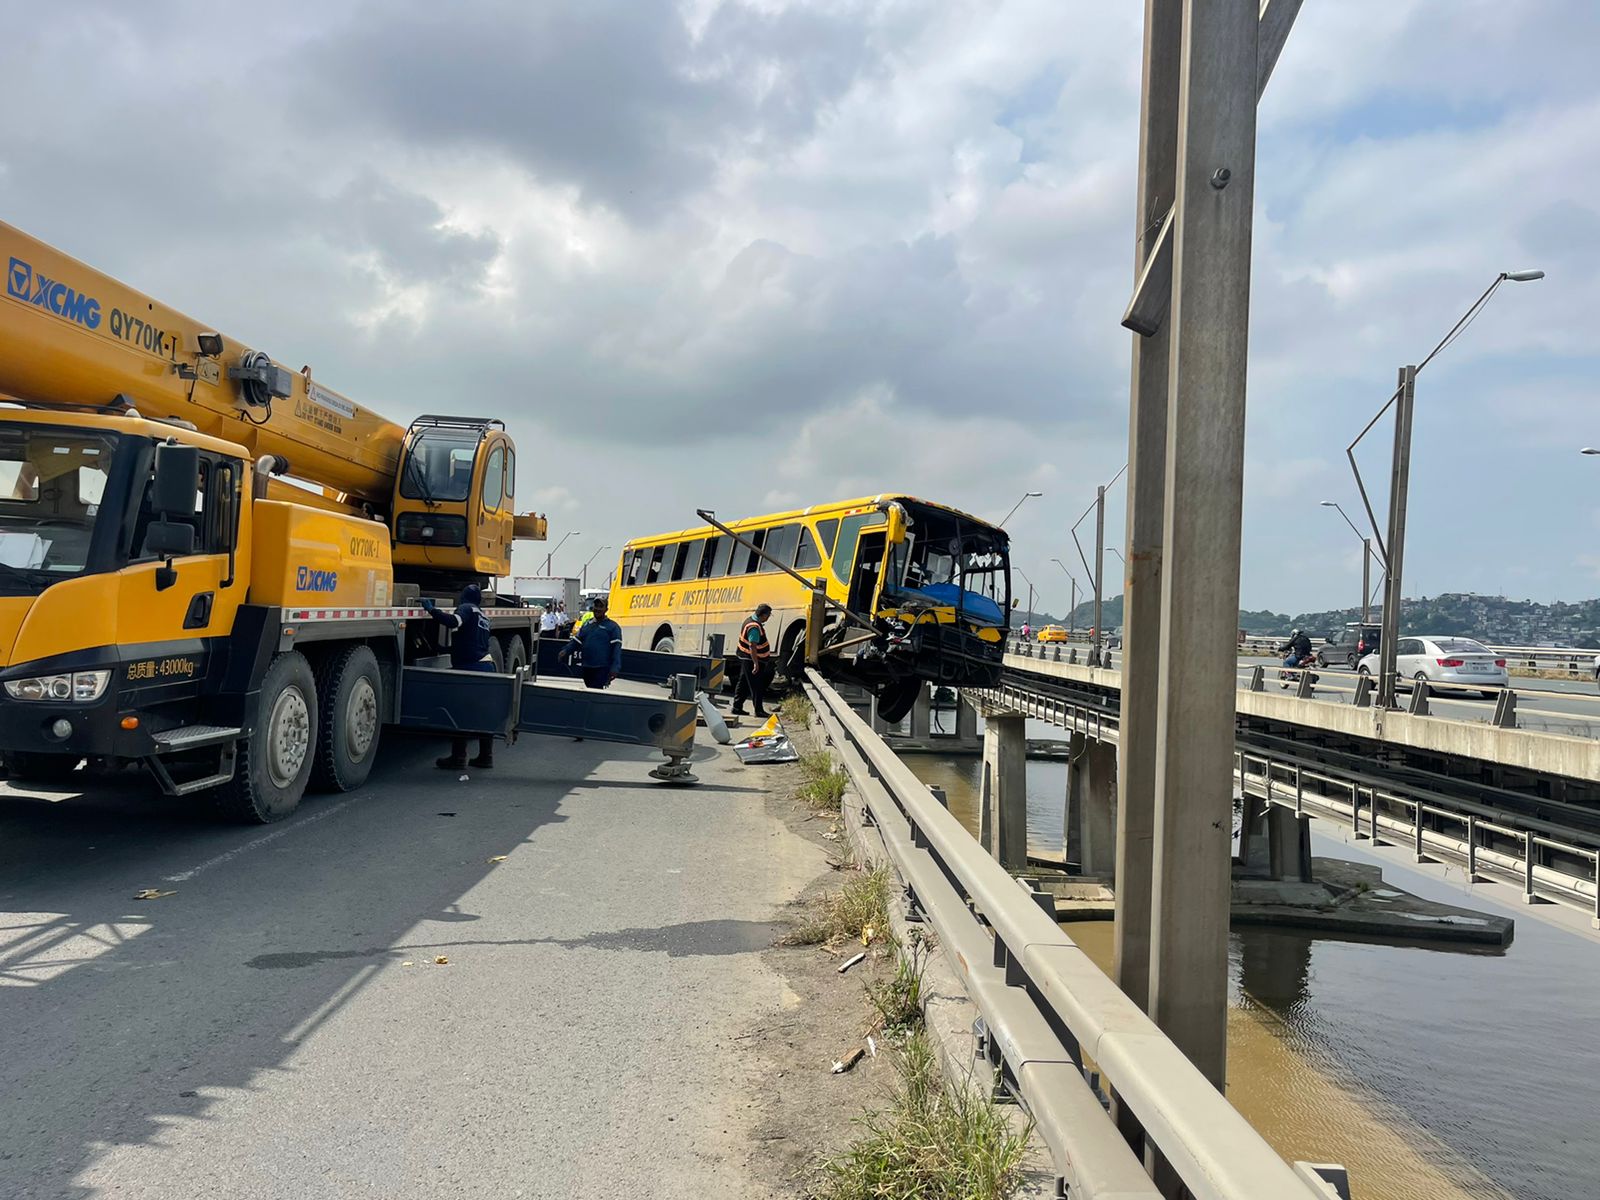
(6, 257, 102, 330)
(295, 566, 339, 593)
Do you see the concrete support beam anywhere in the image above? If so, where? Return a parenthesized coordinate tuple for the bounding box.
(956, 692, 980, 742)
(1115, 0, 1182, 1017)
(1066, 734, 1119, 877)
(1147, 0, 1260, 1093)
(981, 712, 1028, 870)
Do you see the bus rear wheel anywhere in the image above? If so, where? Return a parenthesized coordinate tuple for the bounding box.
(214, 651, 317, 824)
(653, 634, 676, 653)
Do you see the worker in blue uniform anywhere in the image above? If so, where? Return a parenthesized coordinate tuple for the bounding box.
(421, 583, 498, 770)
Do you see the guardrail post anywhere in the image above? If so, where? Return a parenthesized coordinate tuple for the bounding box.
(707, 633, 726, 661)
(1492, 689, 1517, 729)
(1407, 679, 1430, 717)
(1352, 786, 1365, 840)
(1293, 764, 1303, 816)
(1248, 665, 1264, 692)
(1524, 832, 1538, 904)
(1412, 801, 1426, 863)
(1352, 672, 1373, 708)
(1295, 666, 1315, 698)
(1370, 789, 1382, 844)
(928, 784, 948, 809)
(1466, 815, 1479, 882)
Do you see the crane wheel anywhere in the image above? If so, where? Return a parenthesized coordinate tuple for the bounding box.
(310, 645, 383, 794)
(213, 651, 317, 824)
(875, 678, 921, 724)
(502, 634, 528, 675)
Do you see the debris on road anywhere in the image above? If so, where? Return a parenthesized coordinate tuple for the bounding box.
(837, 951, 866, 974)
(459, 774, 470, 782)
(487, 855, 508, 863)
(830, 1048, 866, 1074)
(867, 1036, 877, 1058)
(133, 889, 176, 900)
(401, 961, 415, 968)
(434, 955, 449, 965)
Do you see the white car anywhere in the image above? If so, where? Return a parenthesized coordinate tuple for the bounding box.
(1357, 635, 1508, 698)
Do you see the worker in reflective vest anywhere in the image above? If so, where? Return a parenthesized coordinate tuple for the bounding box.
(731, 603, 775, 719)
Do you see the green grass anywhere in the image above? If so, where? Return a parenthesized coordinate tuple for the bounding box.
(867, 936, 926, 1036)
(811, 1032, 1031, 1200)
(789, 865, 890, 947)
(796, 750, 848, 812)
(779, 692, 814, 726)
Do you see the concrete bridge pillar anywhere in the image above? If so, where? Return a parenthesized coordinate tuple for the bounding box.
(1065, 732, 1118, 878)
(955, 692, 979, 742)
(979, 711, 1027, 870)
(1237, 796, 1312, 883)
(909, 683, 932, 740)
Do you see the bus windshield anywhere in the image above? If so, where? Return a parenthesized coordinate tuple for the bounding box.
(0, 425, 117, 594)
(883, 503, 1009, 625)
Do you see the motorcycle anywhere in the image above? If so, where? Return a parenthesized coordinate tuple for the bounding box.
(1278, 648, 1319, 691)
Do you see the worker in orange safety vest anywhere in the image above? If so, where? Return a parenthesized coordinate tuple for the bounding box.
(731, 603, 774, 719)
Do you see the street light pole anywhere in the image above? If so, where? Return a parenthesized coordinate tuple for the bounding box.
(1319, 501, 1375, 623)
(580, 544, 611, 591)
(542, 530, 581, 575)
(1050, 558, 1079, 636)
(998, 490, 1043, 528)
(1346, 269, 1542, 708)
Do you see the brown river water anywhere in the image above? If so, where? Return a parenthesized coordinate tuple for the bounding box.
(899, 737, 1599, 1200)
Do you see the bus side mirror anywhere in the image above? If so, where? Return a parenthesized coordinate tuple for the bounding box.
(152, 442, 199, 518)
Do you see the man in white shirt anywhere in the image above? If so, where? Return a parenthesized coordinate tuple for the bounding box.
(539, 606, 560, 638)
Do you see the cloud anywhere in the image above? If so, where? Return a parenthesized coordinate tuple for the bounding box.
(1, 0, 1596, 615)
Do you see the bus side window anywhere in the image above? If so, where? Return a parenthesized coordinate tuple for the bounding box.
(760, 524, 799, 572)
(625, 550, 646, 586)
(709, 536, 734, 577)
(736, 528, 767, 574)
(656, 543, 678, 583)
(814, 518, 839, 556)
(673, 540, 701, 582)
(697, 537, 721, 578)
(795, 526, 822, 572)
(645, 546, 667, 584)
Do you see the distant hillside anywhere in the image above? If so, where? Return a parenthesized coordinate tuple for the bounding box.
(1028, 592, 1600, 648)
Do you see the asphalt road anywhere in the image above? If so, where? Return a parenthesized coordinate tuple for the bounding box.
(0, 728, 827, 1199)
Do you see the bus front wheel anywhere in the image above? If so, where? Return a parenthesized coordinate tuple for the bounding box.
(875, 678, 921, 724)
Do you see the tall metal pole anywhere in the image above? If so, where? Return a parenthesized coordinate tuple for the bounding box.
(1115, 0, 1182, 1020)
(1092, 485, 1106, 666)
(1146, 0, 1259, 1092)
(1361, 538, 1371, 624)
(1377, 365, 1416, 708)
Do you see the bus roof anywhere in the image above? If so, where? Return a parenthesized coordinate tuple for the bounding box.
(618, 494, 1003, 550)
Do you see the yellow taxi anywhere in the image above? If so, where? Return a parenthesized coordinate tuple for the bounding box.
(1037, 625, 1070, 643)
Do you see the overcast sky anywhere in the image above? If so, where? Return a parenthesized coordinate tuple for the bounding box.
(3, 0, 1596, 614)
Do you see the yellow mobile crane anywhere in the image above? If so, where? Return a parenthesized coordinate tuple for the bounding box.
(0, 221, 648, 820)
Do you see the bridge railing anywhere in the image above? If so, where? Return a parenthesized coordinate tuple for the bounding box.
(804, 668, 1344, 1200)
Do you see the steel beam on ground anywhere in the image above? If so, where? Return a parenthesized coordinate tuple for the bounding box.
(1147, 0, 1260, 1092)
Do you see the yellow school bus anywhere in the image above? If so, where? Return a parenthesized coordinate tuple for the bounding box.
(609, 495, 1011, 720)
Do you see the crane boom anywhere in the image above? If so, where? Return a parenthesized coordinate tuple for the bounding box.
(0, 220, 403, 510)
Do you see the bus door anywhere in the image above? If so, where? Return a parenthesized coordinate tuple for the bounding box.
(831, 511, 889, 615)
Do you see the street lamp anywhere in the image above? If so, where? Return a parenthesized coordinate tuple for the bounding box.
(1347, 269, 1543, 707)
(1319, 501, 1381, 623)
(542, 530, 581, 575)
(1070, 463, 1127, 667)
(1050, 557, 1079, 636)
(580, 544, 611, 590)
(1015, 566, 1038, 634)
(998, 490, 1043, 528)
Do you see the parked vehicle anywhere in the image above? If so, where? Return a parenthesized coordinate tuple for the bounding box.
(1037, 625, 1069, 643)
(1357, 635, 1508, 698)
(1318, 623, 1382, 669)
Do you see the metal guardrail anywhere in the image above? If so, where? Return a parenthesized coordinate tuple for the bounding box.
(805, 668, 1343, 1200)
(973, 675, 1600, 923)
(1004, 639, 1600, 736)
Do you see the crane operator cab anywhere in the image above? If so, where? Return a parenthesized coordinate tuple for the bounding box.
(392, 415, 524, 590)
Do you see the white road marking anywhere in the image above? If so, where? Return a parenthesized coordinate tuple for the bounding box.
(163, 798, 360, 883)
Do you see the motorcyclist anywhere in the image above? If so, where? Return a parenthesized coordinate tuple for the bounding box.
(1280, 628, 1313, 665)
